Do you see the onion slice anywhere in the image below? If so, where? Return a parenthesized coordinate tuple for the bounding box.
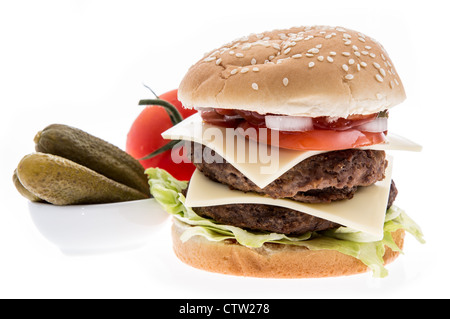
(354, 117, 388, 133)
(265, 115, 314, 132)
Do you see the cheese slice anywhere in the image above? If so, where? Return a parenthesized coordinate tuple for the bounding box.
(185, 157, 394, 240)
(162, 113, 421, 188)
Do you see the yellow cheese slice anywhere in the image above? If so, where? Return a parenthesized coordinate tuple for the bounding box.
(162, 113, 421, 188)
(185, 157, 394, 240)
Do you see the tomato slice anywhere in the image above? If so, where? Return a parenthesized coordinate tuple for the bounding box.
(238, 122, 386, 151)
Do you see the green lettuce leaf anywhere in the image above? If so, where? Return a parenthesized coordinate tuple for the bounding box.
(146, 167, 425, 278)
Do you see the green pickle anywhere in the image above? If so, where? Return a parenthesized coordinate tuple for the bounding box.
(17, 153, 148, 205)
(12, 169, 44, 203)
(34, 124, 150, 197)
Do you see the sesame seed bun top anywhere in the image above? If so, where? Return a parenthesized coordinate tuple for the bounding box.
(178, 25, 406, 118)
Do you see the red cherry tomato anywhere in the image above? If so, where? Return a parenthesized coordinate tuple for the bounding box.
(126, 90, 197, 181)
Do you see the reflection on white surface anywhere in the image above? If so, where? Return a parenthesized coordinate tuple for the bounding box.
(28, 199, 169, 255)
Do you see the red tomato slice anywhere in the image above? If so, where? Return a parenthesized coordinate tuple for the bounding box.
(126, 90, 197, 181)
(238, 122, 386, 151)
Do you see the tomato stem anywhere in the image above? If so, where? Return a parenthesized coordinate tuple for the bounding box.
(138, 139, 183, 160)
(138, 99, 184, 125)
(142, 83, 159, 99)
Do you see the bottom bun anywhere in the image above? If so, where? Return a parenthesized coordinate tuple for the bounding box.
(172, 221, 405, 278)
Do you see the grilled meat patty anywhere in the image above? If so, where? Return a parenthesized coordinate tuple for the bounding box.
(189, 180, 398, 236)
(189, 142, 388, 203)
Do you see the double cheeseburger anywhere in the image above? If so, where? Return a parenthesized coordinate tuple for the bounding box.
(148, 25, 424, 278)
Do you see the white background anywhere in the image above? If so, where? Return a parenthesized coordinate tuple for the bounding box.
(1, 0, 448, 299)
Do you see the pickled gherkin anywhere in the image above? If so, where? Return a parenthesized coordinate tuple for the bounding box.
(16, 153, 148, 205)
(12, 169, 44, 203)
(34, 124, 150, 197)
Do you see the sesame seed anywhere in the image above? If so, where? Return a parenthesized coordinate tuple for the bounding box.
(252, 83, 259, 90)
(352, 45, 359, 51)
(360, 61, 367, 67)
(316, 44, 323, 49)
(354, 51, 361, 57)
(381, 54, 386, 61)
(343, 33, 352, 39)
(283, 78, 289, 86)
(349, 59, 355, 65)
(394, 79, 400, 85)
(357, 64, 361, 71)
(369, 53, 376, 58)
(241, 43, 251, 50)
(342, 52, 351, 57)
(344, 40, 352, 45)
(342, 64, 349, 72)
(325, 34, 332, 39)
(252, 67, 260, 72)
(309, 62, 315, 68)
(375, 74, 384, 82)
(390, 80, 395, 89)
(358, 37, 366, 42)
(216, 58, 222, 65)
(204, 56, 216, 62)
(317, 56, 324, 62)
(229, 50, 235, 55)
(235, 53, 244, 58)
(230, 69, 238, 75)
(329, 51, 337, 56)
(362, 51, 369, 56)
(373, 62, 381, 69)
(241, 67, 249, 73)
(308, 48, 320, 54)
(380, 68, 386, 77)
(292, 54, 302, 59)
(327, 56, 334, 63)
(284, 47, 292, 54)
(251, 58, 257, 65)
(306, 53, 314, 57)
(345, 74, 354, 80)
(365, 46, 372, 50)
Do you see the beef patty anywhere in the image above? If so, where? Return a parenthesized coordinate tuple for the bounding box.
(189, 180, 398, 236)
(189, 142, 388, 203)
